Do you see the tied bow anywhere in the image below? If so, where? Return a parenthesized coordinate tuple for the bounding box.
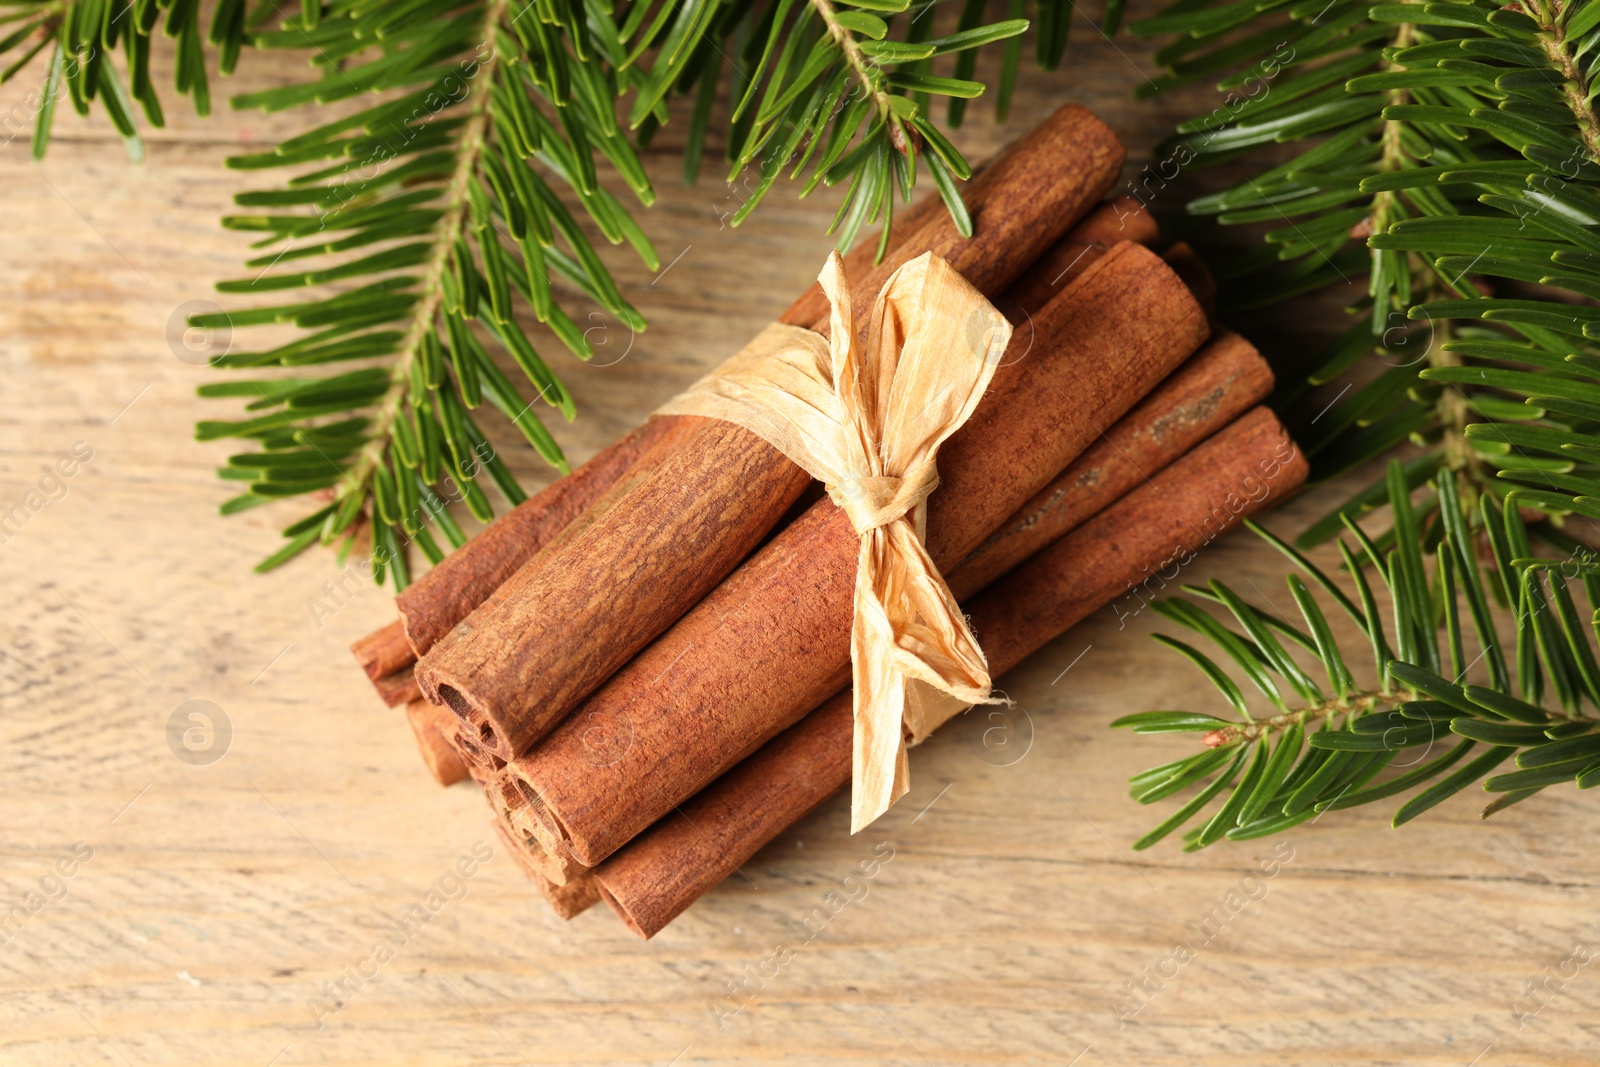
(661, 250, 1012, 829)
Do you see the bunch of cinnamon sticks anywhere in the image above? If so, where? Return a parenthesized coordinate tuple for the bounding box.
(353, 105, 1308, 937)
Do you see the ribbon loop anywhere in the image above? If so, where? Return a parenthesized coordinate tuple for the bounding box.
(656, 251, 1013, 831)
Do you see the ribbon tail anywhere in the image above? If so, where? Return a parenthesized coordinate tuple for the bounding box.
(883, 522, 996, 704)
(850, 541, 911, 833)
(903, 678, 972, 747)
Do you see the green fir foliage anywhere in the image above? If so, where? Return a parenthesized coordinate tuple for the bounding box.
(76, 0, 1051, 588)
(1115, 0, 1600, 841)
(1116, 463, 1600, 847)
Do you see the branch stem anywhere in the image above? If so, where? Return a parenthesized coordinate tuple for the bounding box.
(810, 0, 907, 150)
(334, 0, 508, 534)
(1202, 689, 1397, 747)
(1529, 0, 1600, 166)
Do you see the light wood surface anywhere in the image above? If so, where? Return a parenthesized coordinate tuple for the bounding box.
(2, 15, 1596, 1067)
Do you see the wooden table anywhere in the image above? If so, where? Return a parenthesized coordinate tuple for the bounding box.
(2, 17, 1594, 1067)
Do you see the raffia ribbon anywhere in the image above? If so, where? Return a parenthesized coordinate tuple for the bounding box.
(658, 251, 1013, 831)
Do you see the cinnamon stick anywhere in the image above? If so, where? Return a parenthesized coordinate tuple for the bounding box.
(494, 821, 599, 919)
(417, 105, 1127, 760)
(401, 415, 691, 655)
(404, 699, 469, 786)
(494, 780, 588, 886)
(374, 665, 422, 708)
(594, 407, 1308, 937)
(352, 620, 415, 685)
(443, 711, 506, 779)
(501, 240, 1209, 868)
(997, 195, 1153, 321)
(350, 420, 687, 705)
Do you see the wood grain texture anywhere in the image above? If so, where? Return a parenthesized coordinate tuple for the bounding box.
(2, 20, 1596, 1067)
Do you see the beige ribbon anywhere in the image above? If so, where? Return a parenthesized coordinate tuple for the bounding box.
(659, 251, 1013, 831)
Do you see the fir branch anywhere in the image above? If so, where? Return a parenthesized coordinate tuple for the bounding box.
(195, 0, 1045, 588)
(1528, 0, 1600, 164)
(1128, 0, 1600, 543)
(812, 0, 906, 148)
(337, 0, 508, 560)
(1116, 463, 1600, 850)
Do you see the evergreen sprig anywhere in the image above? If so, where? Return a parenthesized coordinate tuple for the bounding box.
(1129, 0, 1600, 541)
(1115, 461, 1600, 849)
(193, 0, 1042, 588)
(2, 0, 245, 161)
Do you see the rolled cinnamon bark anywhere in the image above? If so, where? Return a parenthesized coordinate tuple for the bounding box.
(494, 780, 588, 886)
(351, 420, 687, 705)
(374, 666, 423, 707)
(501, 240, 1209, 867)
(400, 415, 690, 656)
(443, 712, 505, 779)
(423, 414, 710, 746)
(352, 620, 415, 685)
(494, 821, 600, 919)
(405, 699, 469, 786)
(417, 105, 1127, 760)
(997, 196, 1152, 321)
(594, 406, 1308, 937)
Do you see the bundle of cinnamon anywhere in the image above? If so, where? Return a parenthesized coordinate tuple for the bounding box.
(593, 407, 1307, 936)
(368, 191, 1160, 798)
(344, 104, 1308, 931)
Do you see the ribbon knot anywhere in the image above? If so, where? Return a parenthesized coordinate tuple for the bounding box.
(656, 251, 1013, 831)
(827, 467, 939, 534)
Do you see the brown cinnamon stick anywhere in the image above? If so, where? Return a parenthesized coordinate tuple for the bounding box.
(404, 699, 469, 786)
(443, 713, 506, 778)
(417, 105, 1127, 760)
(400, 414, 691, 656)
(594, 407, 1308, 937)
(352, 620, 415, 685)
(997, 196, 1153, 321)
(501, 240, 1209, 868)
(495, 781, 588, 886)
(351, 420, 686, 706)
(374, 665, 423, 707)
(494, 821, 599, 919)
